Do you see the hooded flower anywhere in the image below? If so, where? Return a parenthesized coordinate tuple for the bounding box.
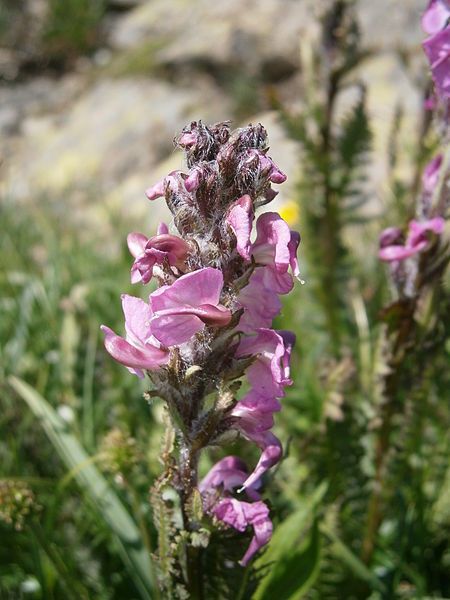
(228, 210, 300, 274)
(199, 456, 261, 501)
(199, 457, 272, 565)
(237, 329, 295, 398)
(127, 226, 190, 284)
(145, 171, 182, 200)
(243, 149, 287, 184)
(150, 268, 232, 346)
(101, 295, 169, 378)
(379, 218, 445, 262)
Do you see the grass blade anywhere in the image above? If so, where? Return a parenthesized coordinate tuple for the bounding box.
(9, 375, 156, 600)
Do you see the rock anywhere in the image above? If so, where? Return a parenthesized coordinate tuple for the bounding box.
(1, 76, 230, 230)
(357, 0, 425, 49)
(110, 0, 309, 81)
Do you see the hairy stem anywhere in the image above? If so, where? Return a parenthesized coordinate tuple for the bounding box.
(179, 439, 203, 600)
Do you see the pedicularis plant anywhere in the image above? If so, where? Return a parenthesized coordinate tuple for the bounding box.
(101, 121, 301, 598)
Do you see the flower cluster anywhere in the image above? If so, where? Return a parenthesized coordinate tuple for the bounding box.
(422, 0, 450, 105)
(101, 121, 300, 564)
(378, 5, 448, 296)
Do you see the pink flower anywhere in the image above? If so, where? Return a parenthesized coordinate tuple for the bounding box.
(379, 218, 445, 262)
(150, 268, 232, 346)
(422, 0, 450, 34)
(199, 456, 271, 564)
(423, 27, 450, 101)
(226, 195, 254, 260)
(184, 166, 203, 192)
(237, 329, 295, 398)
(226, 206, 301, 279)
(244, 149, 287, 184)
(252, 212, 292, 269)
(101, 295, 169, 378)
(213, 498, 272, 565)
(127, 229, 190, 284)
(145, 171, 183, 201)
(199, 456, 261, 501)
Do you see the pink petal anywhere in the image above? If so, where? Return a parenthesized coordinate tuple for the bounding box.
(121, 295, 153, 346)
(145, 177, 166, 201)
(212, 498, 272, 565)
(259, 266, 294, 295)
(237, 269, 282, 332)
(151, 268, 225, 311)
(199, 456, 249, 494)
(127, 232, 148, 258)
(178, 131, 197, 147)
(422, 0, 450, 34)
(226, 195, 253, 260)
(253, 212, 291, 272)
(157, 222, 169, 235)
(145, 171, 181, 201)
(101, 325, 168, 374)
(150, 311, 204, 346)
(147, 234, 190, 261)
(237, 329, 293, 397)
(240, 509, 273, 566)
(214, 498, 248, 532)
(239, 430, 282, 490)
(185, 166, 202, 192)
(408, 217, 445, 246)
(378, 245, 418, 262)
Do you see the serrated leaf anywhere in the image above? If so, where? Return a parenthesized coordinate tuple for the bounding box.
(186, 488, 204, 523)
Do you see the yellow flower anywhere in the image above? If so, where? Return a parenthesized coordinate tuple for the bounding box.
(278, 200, 300, 226)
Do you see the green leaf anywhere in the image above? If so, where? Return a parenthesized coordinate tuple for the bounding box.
(253, 483, 327, 600)
(9, 376, 155, 600)
(254, 519, 321, 600)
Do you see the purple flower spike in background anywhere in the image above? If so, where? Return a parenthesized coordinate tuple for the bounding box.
(101, 120, 301, 586)
(379, 217, 444, 262)
(423, 28, 450, 101)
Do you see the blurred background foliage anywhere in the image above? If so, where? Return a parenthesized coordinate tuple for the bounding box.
(1, 0, 449, 598)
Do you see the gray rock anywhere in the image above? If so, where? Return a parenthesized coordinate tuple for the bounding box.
(2, 76, 230, 228)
